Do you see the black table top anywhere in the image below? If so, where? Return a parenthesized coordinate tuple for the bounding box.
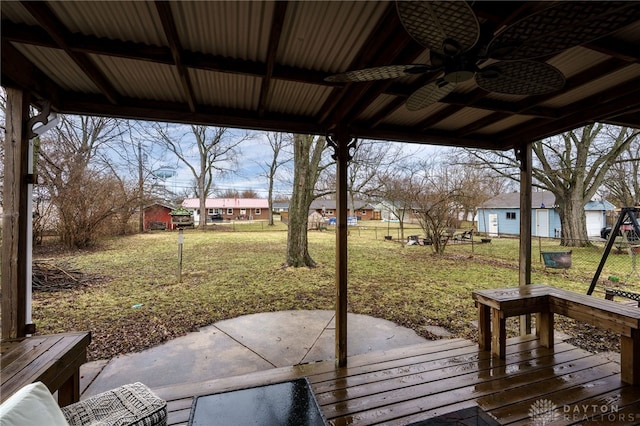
(188, 378, 327, 426)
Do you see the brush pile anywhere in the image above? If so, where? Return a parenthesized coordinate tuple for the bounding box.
(32, 260, 91, 292)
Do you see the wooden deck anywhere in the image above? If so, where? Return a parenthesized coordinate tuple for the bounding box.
(152, 335, 640, 425)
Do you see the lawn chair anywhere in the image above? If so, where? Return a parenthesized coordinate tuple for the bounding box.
(0, 381, 167, 426)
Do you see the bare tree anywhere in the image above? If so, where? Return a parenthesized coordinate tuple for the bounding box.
(466, 125, 639, 246)
(241, 189, 259, 198)
(218, 188, 240, 198)
(37, 115, 132, 247)
(347, 140, 407, 213)
(260, 132, 292, 226)
(150, 124, 249, 229)
(411, 161, 465, 254)
(602, 136, 640, 207)
(377, 165, 415, 241)
(286, 134, 328, 267)
(103, 121, 167, 233)
(445, 153, 512, 228)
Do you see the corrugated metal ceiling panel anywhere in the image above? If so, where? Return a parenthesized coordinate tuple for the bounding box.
(171, 1, 272, 61)
(267, 80, 332, 116)
(436, 108, 495, 131)
(383, 102, 449, 127)
(542, 64, 640, 108)
(547, 47, 610, 79)
(12, 44, 97, 93)
(358, 94, 397, 121)
(279, 1, 390, 72)
(48, 1, 166, 45)
(477, 115, 537, 136)
(190, 69, 260, 110)
(91, 55, 183, 103)
(0, 1, 38, 25)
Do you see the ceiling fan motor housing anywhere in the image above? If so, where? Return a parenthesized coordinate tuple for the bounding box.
(443, 54, 476, 83)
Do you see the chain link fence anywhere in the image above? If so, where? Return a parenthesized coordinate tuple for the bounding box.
(360, 224, 640, 291)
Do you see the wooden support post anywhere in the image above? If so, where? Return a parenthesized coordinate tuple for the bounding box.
(517, 142, 533, 335)
(536, 312, 554, 349)
(1, 88, 30, 339)
(328, 131, 355, 368)
(620, 328, 639, 385)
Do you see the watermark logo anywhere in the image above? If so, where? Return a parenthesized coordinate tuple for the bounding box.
(529, 398, 639, 423)
(529, 399, 559, 425)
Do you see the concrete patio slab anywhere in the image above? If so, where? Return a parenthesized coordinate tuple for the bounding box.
(302, 312, 428, 363)
(81, 310, 429, 398)
(214, 310, 336, 368)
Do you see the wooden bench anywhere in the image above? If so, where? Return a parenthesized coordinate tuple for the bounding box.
(1, 332, 91, 406)
(472, 284, 640, 384)
(605, 288, 640, 307)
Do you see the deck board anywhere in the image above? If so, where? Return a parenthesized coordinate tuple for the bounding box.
(152, 335, 639, 425)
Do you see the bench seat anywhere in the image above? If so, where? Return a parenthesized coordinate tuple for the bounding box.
(472, 284, 640, 384)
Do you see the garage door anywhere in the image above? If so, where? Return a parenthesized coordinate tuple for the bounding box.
(586, 211, 602, 237)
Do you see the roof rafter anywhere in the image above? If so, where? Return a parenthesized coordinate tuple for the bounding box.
(258, 1, 288, 117)
(20, 1, 120, 105)
(1, 19, 337, 86)
(154, 1, 197, 113)
(58, 92, 325, 135)
(496, 79, 640, 143)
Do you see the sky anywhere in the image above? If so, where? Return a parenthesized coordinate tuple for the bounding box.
(158, 129, 292, 198)
(156, 129, 446, 199)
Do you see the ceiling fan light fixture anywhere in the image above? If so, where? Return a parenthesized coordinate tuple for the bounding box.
(442, 38, 462, 56)
(442, 54, 476, 83)
(444, 70, 475, 83)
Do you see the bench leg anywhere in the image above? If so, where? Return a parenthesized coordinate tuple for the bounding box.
(57, 369, 80, 407)
(536, 312, 554, 349)
(620, 329, 639, 385)
(477, 304, 491, 352)
(492, 309, 506, 359)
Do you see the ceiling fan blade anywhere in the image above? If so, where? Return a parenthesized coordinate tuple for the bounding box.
(397, 1, 479, 54)
(475, 61, 565, 95)
(406, 80, 457, 111)
(488, 2, 640, 60)
(325, 64, 431, 83)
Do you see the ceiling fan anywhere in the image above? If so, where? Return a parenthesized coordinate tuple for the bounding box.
(325, 1, 640, 111)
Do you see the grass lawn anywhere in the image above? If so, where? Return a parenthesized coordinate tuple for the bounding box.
(32, 221, 640, 361)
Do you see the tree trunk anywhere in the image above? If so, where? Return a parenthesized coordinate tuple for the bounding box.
(557, 194, 590, 246)
(267, 179, 275, 226)
(198, 173, 207, 230)
(285, 135, 324, 267)
(286, 197, 314, 267)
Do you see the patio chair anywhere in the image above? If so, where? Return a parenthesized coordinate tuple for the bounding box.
(0, 381, 167, 426)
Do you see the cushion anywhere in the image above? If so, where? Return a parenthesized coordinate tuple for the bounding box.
(0, 381, 70, 426)
(61, 382, 167, 426)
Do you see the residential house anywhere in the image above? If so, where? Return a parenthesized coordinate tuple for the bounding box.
(182, 198, 269, 223)
(476, 191, 616, 238)
(375, 200, 425, 224)
(309, 199, 377, 221)
(272, 202, 289, 213)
